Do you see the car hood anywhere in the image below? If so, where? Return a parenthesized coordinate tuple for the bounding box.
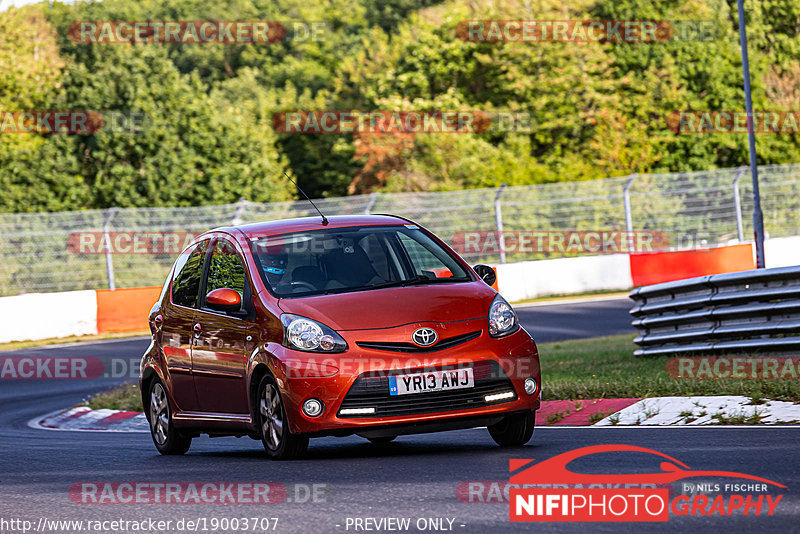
(276, 281, 497, 331)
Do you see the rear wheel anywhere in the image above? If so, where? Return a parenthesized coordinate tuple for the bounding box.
(488, 411, 535, 447)
(148, 380, 191, 455)
(257, 375, 308, 460)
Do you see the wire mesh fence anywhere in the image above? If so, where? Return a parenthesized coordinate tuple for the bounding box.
(1, 164, 799, 296)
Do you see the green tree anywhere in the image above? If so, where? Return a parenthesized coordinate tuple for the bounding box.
(52, 44, 294, 208)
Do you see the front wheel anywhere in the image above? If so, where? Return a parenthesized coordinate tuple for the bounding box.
(257, 375, 309, 460)
(488, 411, 535, 447)
(148, 379, 191, 455)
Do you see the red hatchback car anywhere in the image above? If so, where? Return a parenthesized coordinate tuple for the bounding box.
(140, 215, 541, 459)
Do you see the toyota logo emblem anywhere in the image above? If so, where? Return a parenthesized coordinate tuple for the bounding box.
(412, 328, 438, 346)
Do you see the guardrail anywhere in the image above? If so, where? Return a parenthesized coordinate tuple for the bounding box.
(629, 266, 800, 356)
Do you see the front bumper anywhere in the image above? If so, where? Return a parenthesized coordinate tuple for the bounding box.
(267, 321, 540, 435)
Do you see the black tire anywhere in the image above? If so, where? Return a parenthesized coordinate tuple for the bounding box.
(257, 374, 309, 460)
(147, 379, 191, 455)
(488, 411, 535, 447)
(366, 435, 397, 445)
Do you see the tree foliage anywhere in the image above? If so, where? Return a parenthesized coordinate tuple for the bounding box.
(1, 0, 800, 212)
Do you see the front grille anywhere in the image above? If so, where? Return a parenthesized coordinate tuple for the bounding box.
(356, 330, 481, 353)
(337, 360, 516, 418)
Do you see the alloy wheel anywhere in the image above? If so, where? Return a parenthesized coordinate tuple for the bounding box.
(149, 382, 169, 446)
(260, 383, 284, 450)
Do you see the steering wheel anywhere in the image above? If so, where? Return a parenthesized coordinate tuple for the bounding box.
(290, 280, 317, 292)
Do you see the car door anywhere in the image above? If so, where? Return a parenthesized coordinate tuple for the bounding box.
(191, 236, 259, 415)
(158, 239, 210, 412)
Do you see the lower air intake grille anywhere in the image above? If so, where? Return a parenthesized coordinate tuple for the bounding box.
(337, 360, 516, 418)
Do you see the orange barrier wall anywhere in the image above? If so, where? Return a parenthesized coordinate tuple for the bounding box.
(96, 286, 161, 333)
(629, 244, 755, 287)
(93, 270, 496, 335)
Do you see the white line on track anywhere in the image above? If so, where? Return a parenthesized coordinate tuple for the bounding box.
(537, 425, 800, 429)
(11, 335, 150, 352)
(512, 295, 630, 309)
(26, 408, 148, 433)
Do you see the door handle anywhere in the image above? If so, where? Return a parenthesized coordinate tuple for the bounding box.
(152, 314, 163, 332)
(193, 323, 202, 338)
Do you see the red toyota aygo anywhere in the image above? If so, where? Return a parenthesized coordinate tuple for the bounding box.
(140, 215, 541, 459)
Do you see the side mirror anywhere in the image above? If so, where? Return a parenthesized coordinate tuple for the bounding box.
(473, 264, 496, 287)
(206, 288, 242, 313)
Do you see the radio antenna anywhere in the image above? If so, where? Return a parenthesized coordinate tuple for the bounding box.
(282, 169, 328, 225)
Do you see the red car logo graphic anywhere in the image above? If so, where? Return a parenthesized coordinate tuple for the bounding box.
(510, 444, 786, 487)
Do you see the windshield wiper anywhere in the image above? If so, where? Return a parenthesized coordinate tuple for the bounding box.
(364, 275, 470, 290)
(279, 275, 470, 298)
(362, 276, 427, 290)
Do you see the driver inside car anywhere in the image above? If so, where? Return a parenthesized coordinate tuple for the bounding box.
(261, 251, 289, 291)
(259, 240, 386, 293)
(320, 239, 384, 290)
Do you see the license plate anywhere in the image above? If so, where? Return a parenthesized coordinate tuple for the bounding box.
(388, 368, 474, 396)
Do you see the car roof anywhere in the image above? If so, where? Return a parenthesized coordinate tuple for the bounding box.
(216, 214, 411, 239)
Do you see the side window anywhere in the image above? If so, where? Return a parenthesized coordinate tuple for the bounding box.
(171, 241, 209, 308)
(397, 234, 443, 272)
(205, 239, 247, 300)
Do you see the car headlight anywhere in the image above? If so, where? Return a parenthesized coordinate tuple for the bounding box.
(488, 294, 518, 337)
(281, 314, 347, 353)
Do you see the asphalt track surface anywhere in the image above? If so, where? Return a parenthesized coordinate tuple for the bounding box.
(515, 296, 635, 343)
(1, 298, 797, 533)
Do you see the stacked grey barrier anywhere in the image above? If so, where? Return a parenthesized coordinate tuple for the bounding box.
(630, 266, 800, 356)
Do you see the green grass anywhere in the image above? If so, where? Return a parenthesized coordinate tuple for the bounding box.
(539, 334, 800, 401)
(86, 382, 142, 411)
(84, 333, 800, 411)
(710, 411, 766, 425)
(588, 410, 613, 424)
(511, 289, 629, 305)
(0, 330, 150, 352)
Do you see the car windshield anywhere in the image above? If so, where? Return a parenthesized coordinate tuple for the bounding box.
(249, 224, 472, 297)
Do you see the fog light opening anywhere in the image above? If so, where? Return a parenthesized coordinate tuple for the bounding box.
(484, 391, 515, 403)
(302, 398, 324, 417)
(524, 377, 538, 396)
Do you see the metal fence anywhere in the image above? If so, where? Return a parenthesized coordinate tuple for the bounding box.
(2, 164, 800, 296)
(629, 266, 800, 356)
